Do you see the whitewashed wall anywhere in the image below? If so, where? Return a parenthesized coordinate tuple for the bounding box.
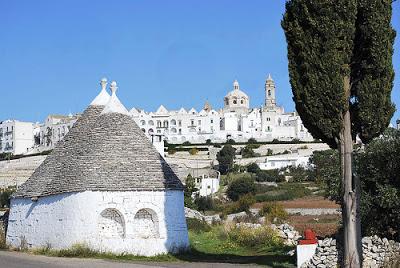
(6, 190, 189, 256)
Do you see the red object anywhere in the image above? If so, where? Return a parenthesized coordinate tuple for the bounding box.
(298, 229, 318, 245)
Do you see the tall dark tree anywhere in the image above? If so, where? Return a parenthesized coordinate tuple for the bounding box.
(282, 1, 395, 267)
(216, 145, 236, 175)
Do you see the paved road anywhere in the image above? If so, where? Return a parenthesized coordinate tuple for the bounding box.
(0, 251, 257, 268)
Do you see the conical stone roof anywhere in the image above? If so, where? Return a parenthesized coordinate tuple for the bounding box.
(14, 84, 183, 198)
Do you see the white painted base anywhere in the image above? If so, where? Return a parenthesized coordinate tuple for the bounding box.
(297, 244, 317, 268)
(6, 190, 189, 256)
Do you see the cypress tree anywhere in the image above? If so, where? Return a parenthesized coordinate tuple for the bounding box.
(282, 1, 395, 267)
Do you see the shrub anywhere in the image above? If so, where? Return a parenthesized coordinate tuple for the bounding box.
(285, 166, 311, 182)
(186, 218, 212, 233)
(225, 223, 283, 249)
(0, 187, 16, 208)
(255, 169, 283, 182)
(227, 177, 256, 201)
(255, 184, 311, 202)
(167, 148, 176, 155)
(182, 141, 191, 146)
(189, 147, 199, 155)
(195, 196, 214, 213)
(247, 163, 260, 173)
(184, 174, 197, 209)
(241, 145, 259, 158)
(206, 139, 212, 145)
(266, 148, 273, 156)
(237, 194, 256, 212)
(226, 138, 236, 145)
(248, 138, 257, 144)
(217, 145, 236, 175)
(259, 202, 288, 223)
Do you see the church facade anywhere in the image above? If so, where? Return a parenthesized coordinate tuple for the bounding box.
(131, 75, 313, 144)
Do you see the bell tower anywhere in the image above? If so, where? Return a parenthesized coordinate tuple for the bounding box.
(264, 74, 276, 108)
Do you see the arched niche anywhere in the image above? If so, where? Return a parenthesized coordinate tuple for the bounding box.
(134, 208, 160, 239)
(98, 208, 125, 238)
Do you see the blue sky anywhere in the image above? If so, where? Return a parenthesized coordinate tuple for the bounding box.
(1, 1, 399, 125)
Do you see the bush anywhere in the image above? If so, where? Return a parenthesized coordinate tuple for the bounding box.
(225, 224, 283, 249)
(255, 169, 283, 182)
(237, 194, 256, 212)
(206, 139, 212, 145)
(255, 183, 311, 202)
(259, 202, 288, 223)
(167, 148, 176, 155)
(247, 163, 260, 173)
(186, 218, 212, 233)
(189, 147, 199, 155)
(248, 138, 257, 144)
(227, 177, 256, 201)
(0, 187, 16, 208)
(184, 174, 197, 209)
(182, 141, 191, 146)
(285, 166, 311, 182)
(195, 196, 214, 213)
(217, 145, 236, 175)
(241, 145, 259, 158)
(266, 148, 273, 156)
(226, 138, 236, 145)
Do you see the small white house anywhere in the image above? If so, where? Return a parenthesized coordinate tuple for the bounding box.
(258, 153, 310, 170)
(195, 171, 220, 197)
(0, 120, 34, 155)
(6, 79, 189, 256)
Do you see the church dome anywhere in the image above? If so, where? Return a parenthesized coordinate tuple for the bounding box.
(225, 80, 249, 99)
(223, 80, 250, 112)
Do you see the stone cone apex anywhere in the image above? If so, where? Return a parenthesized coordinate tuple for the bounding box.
(90, 78, 111, 106)
(101, 81, 129, 115)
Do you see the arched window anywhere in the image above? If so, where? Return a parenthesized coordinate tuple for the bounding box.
(141, 128, 146, 133)
(241, 100, 244, 104)
(156, 120, 162, 128)
(268, 90, 271, 96)
(134, 208, 159, 238)
(98, 209, 125, 238)
(140, 120, 146, 126)
(171, 128, 177, 134)
(170, 119, 176, 126)
(233, 100, 237, 104)
(163, 120, 169, 128)
(148, 128, 154, 134)
(148, 120, 154, 126)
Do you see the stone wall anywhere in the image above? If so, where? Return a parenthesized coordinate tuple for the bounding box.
(301, 236, 400, 268)
(7, 190, 189, 256)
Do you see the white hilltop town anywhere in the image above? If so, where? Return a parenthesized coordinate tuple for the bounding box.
(0, 75, 315, 157)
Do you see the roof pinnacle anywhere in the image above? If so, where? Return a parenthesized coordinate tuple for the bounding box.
(110, 81, 118, 94)
(100, 78, 108, 91)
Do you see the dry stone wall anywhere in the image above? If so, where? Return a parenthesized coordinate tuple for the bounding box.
(301, 236, 400, 268)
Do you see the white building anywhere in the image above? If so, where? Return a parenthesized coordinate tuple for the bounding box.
(0, 120, 34, 155)
(258, 153, 310, 171)
(6, 79, 189, 256)
(195, 171, 220, 197)
(36, 113, 80, 151)
(131, 75, 314, 144)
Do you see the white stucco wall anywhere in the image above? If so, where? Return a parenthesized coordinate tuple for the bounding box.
(6, 190, 189, 256)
